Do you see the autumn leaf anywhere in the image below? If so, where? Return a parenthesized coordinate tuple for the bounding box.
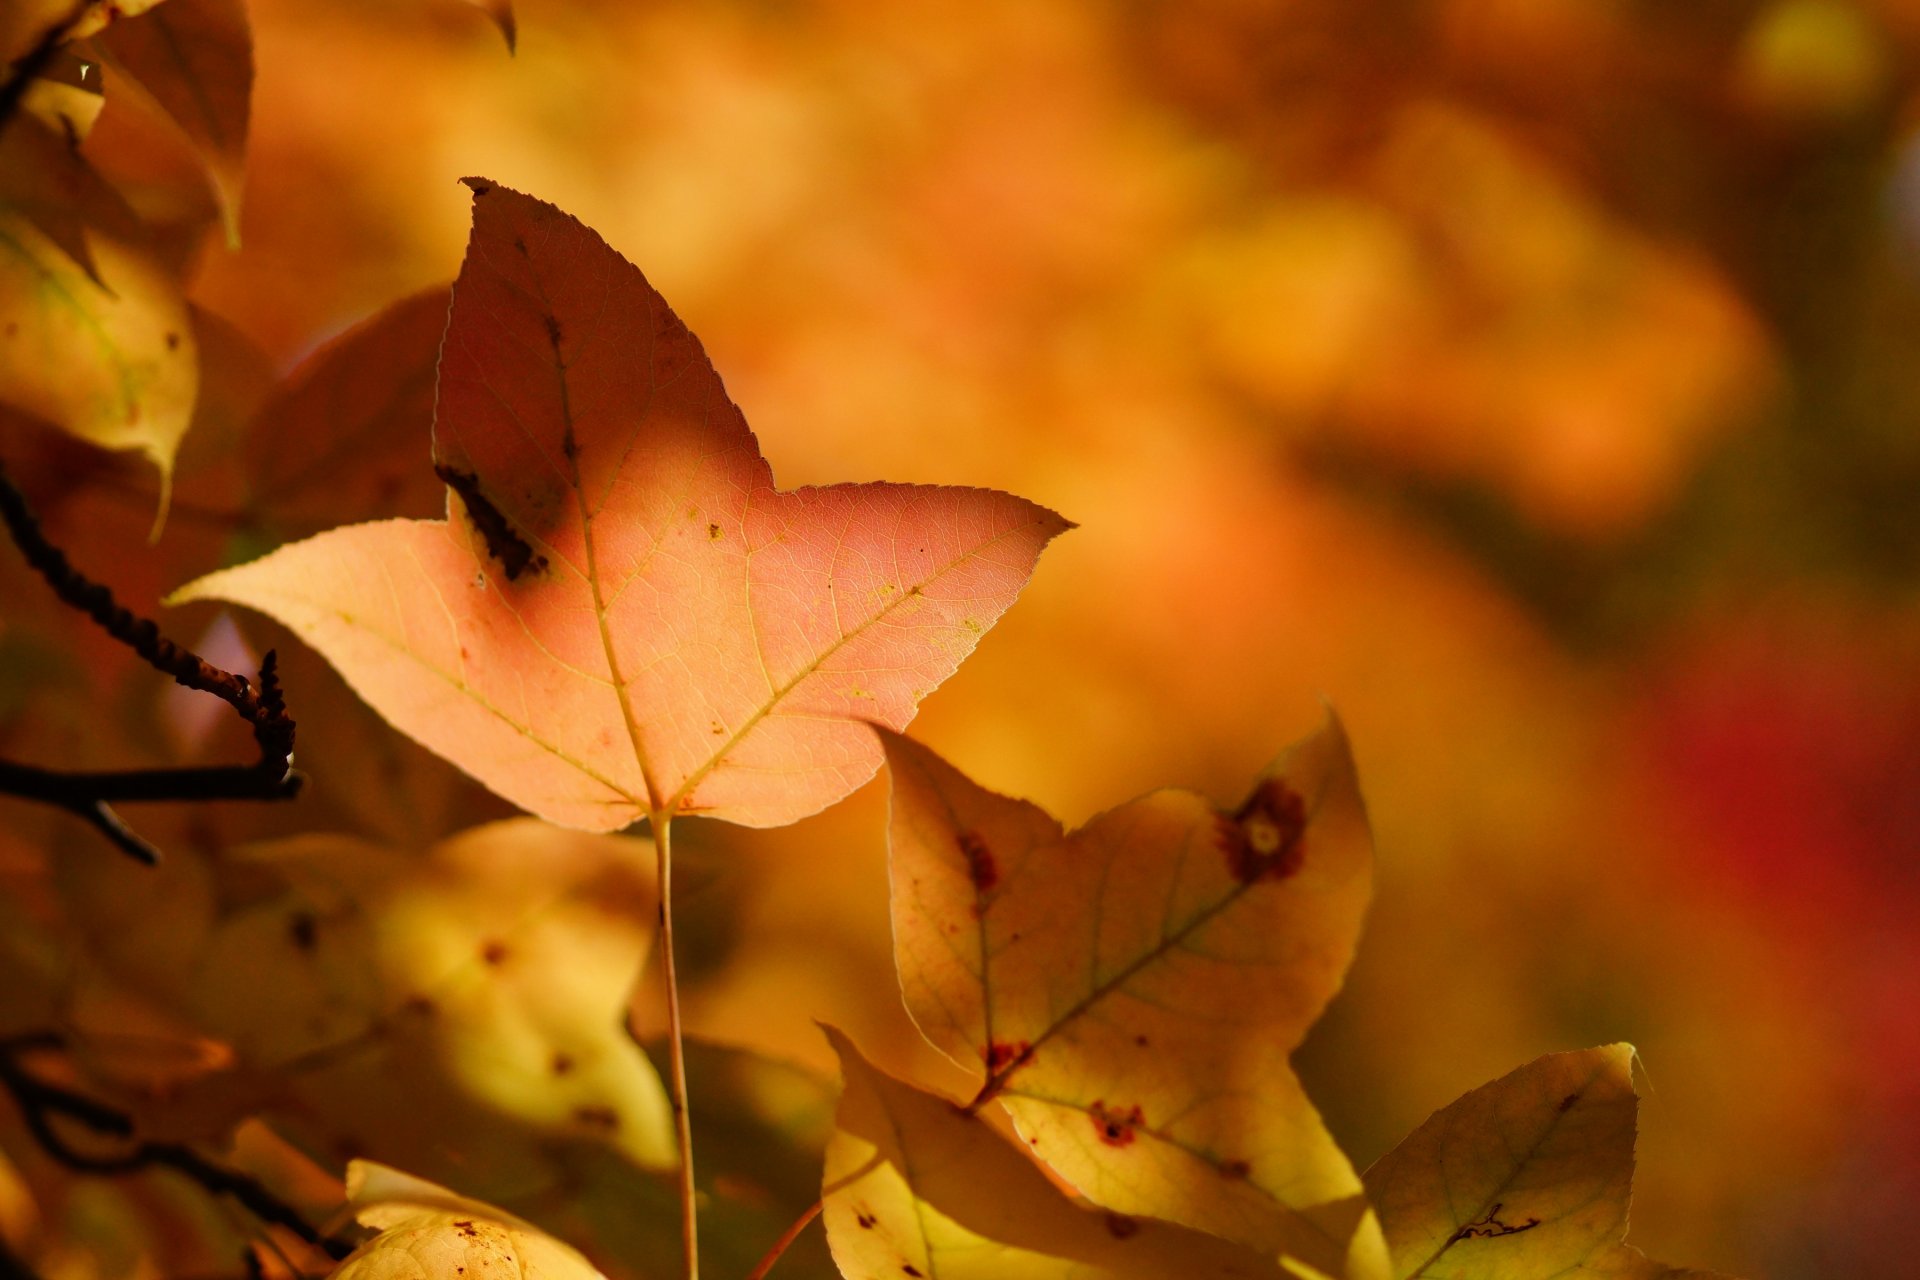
(173, 180, 1067, 832)
(52, 818, 677, 1186)
(821, 1027, 1288, 1280)
(1361, 1046, 1740, 1280)
(90, 0, 252, 246)
(880, 716, 1387, 1278)
(333, 1160, 610, 1280)
(240, 286, 451, 545)
(0, 113, 196, 478)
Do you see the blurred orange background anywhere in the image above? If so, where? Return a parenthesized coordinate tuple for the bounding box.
(45, 0, 1920, 1275)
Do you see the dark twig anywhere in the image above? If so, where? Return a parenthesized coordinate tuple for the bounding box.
(0, 0, 91, 133)
(0, 461, 300, 862)
(0, 1047, 355, 1261)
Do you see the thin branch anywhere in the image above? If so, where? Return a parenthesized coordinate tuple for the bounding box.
(0, 460, 300, 861)
(743, 1201, 821, 1280)
(0, 1047, 355, 1261)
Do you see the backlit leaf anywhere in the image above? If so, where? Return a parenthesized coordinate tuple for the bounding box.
(333, 1160, 610, 1280)
(92, 0, 252, 246)
(1361, 1046, 1739, 1280)
(174, 180, 1066, 831)
(881, 716, 1386, 1277)
(0, 114, 195, 476)
(821, 1027, 1286, 1280)
(53, 818, 676, 1186)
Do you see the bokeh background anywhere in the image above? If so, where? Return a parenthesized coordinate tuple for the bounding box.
(12, 0, 1920, 1276)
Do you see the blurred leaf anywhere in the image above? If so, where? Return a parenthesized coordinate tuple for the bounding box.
(821, 1027, 1288, 1280)
(880, 716, 1385, 1277)
(242, 286, 449, 543)
(335, 1159, 611, 1280)
(458, 0, 515, 53)
(174, 180, 1066, 831)
(0, 114, 195, 479)
(1362, 1046, 1739, 1280)
(91, 0, 251, 246)
(54, 818, 676, 1186)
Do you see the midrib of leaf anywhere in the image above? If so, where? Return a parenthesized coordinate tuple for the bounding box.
(970, 818, 1254, 1106)
(0, 219, 140, 426)
(1400, 1058, 1612, 1280)
(993, 1077, 1350, 1257)
(148, 11, 231, 151)
(665, 519, 1039, 816)
(877, 1086, 945, 1280)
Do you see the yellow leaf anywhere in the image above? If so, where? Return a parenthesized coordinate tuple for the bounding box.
(1362, 1046, 1742, 1280)
(53, 818, 676, 1187)
(0, 115, 194, 478)
(881, 714, 1387, 1277)
(821, 1027, 1288, 1280)
(332, 1160, 612, 1280)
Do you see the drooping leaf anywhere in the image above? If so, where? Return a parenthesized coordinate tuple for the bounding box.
(1361, 1046, 1740, 1280)
(53, 818, 677, 1187)
(91, 0, 251, 246)
(333, 1160, 610, 1280)
(458, 0, 515, 52)
(880, 716, 1387, 1278)
(173, 180, 1067, 832)
(821, 1027, 1287, 1280)
(0, 113, 195, 476)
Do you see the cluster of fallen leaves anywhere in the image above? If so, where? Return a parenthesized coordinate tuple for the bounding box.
(0, 6, 1742, 1280)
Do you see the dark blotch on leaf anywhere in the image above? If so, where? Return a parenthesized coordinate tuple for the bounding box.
(957, 829, 997, 894)
(1219, 778, 1308, 885)
(288, 911, 318, 951)
(985, 1039, 1033, 1073)
(573, 1104, 620, 1132)
(1089, 1099, 1144, 1147)
(480, 940, 510, 966)
(902, 1268, 923, 1278)
(855, 1210, 877, 1230)
(1560, 1093, 1579, 1112)
(1220, 1158, 1251, 1180)
(435, 464, 547, 581)
(453, 1220, 479, 1238)
(1103, 1212, 1140, 1240)
(551, 1052, 575, 1076)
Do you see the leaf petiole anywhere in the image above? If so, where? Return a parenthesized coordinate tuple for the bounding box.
(650, 813, 699, 1280)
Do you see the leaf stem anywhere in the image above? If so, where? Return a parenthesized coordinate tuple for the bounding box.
(744, 1201, 821, 1280)
(651, 813, 699, 1280)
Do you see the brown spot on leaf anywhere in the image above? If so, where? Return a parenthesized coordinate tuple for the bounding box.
(902, 1268, 923, 1278)
(435, 464, 547, 581)
(1219, 778, 1308, 884)
(1089, 1099, 1144, 1147)
(401, 995, 437, 1018)
(543, 315, 563, 348)
(956, 830, 997, 894)
(1559, 1093, 1579, 1112)
(164, 331, 180, 351)
(551, 1052, 575, 1076)
(984, 1040, 1033, 1073)
(453, 1220, 479, 1238)
(1220, 1158, 1251, 1180)
(1448, 1202, 1540, 1242)
(708, 523, 722, 540)
(855, 1209, 877, 1229)
(288, 911, 318, 951)
(573, 1104, 620, 1132)
(1103, 1211, 1140, 1239)
(480, 940, 510, 966)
